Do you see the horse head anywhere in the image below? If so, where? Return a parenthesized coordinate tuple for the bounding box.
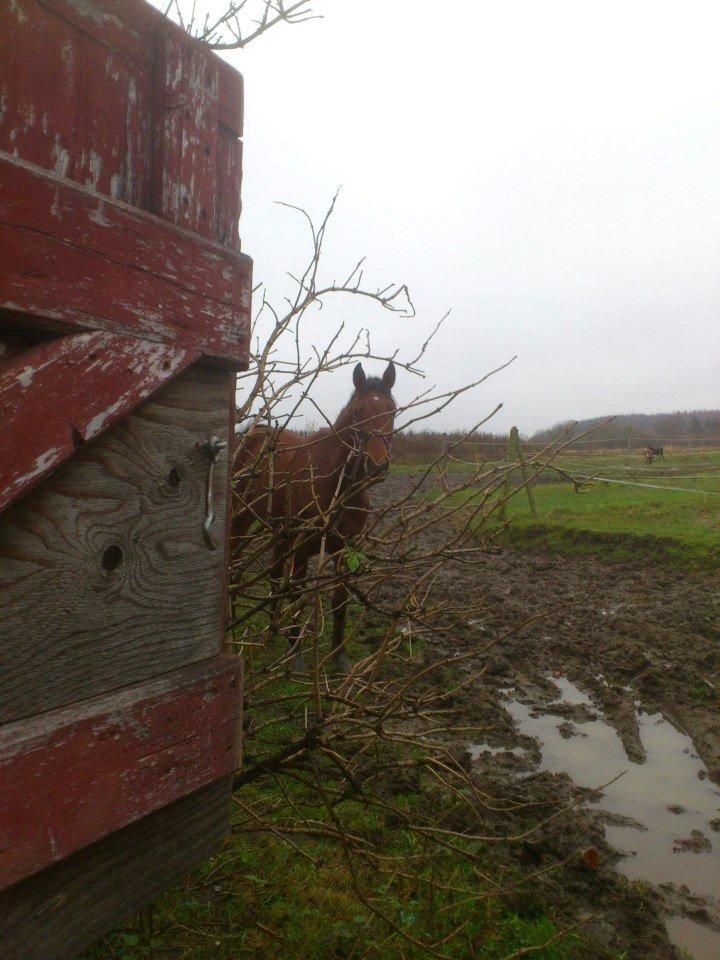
(349, 361, 397, 480)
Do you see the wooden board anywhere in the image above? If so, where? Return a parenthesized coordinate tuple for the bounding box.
(152, 29, 219, 237)
(0, 656, 241, 891)
(0, 331, 192, 513)
(0, 153, 252, 363)
(0, 777, 233, 960)
(0, 363, 234, 724)
(0, 0, 244, 248)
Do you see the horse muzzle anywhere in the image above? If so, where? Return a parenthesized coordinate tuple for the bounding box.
(353, 430, 392, 481)
(365, 456, 390, 479)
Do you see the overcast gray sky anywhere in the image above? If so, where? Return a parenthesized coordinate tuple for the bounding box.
(166, 0, 720, 433)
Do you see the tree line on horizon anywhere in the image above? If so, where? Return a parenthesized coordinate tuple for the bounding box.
(530, 409, 720, 445)
(274, 410, 720, 466)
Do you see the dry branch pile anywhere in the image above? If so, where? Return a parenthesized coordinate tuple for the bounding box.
(225, 198, 586, 957)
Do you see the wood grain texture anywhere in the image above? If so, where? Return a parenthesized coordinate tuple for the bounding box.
(0, 656, 241, 891)
(0, 2, 246, 941)
(0, 1, 80, 176)
(49, 0, 161, 45)
(0, 777, 232, 960)
(0, 153, 252, 365)
(0, 331, 193, 514)
(0, 364, 234, 724)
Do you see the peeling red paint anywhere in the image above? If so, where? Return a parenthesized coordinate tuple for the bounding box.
(0, 0, 252, 513)
(0, 0, 244, 247)
(0, 657, 242, 891)
(0, 154, 252, 365)
(0, 332, 193, 512)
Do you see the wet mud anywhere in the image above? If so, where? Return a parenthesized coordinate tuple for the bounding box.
(371, 475, 720, 959)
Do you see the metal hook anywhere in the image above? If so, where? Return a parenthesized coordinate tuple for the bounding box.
(202, 436, 228, 550)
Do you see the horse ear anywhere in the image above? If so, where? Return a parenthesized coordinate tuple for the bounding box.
(353, 362, 366, 391)
(382, 361, 396, 390)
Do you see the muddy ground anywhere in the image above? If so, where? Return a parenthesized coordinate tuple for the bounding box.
(371, 474, 720, 960)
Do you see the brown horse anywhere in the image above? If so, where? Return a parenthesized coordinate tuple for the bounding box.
(231, 362, 397, 672)
(644, 445, 664, 464)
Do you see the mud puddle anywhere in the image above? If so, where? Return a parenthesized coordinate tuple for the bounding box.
(486, 676, 720, 960)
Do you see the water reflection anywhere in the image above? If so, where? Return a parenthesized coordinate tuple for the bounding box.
(496, 676, 720, 959)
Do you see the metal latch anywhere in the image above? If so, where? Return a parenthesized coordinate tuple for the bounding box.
(202, 436, 228, 550)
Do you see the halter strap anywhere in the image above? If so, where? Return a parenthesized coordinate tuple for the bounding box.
(351, 428, 393, 457)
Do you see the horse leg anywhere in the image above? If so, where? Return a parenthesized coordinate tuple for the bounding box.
(285, 552, 309, 672)
(229, 505, 254, 562)
(331, 553, 351, 674)
(267, 536, 288, 631)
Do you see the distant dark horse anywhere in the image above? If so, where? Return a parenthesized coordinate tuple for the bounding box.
(644, 445, 664, 463)
(231, 362, 397, 671)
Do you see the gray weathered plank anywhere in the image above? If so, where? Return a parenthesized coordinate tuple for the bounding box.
(0, 362, 233, 723)
(0, 777, 232, 960)
(0, 655, 241, 891)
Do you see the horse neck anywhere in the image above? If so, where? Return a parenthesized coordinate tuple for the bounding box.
(310, 403, 357, 492)
(330, 402, 357, 468)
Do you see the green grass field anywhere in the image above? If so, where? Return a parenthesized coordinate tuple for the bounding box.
(82, 782, 586, 960)
(454, 447, 720, 570)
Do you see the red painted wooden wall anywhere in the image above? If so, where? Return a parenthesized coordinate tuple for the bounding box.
(0, 1, 251, 955)
(0, 0, 252, 512)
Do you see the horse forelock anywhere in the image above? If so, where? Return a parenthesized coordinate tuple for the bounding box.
(358, 376, 394, 400)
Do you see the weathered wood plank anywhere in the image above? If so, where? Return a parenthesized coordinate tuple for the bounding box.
(0, 4, 245, 947)
(0, 0, 80, 176)
(153, 30, 219, 239)
(218, 64, 244, 138)
(0, 0, 154, 198)
(0, 364, 234, 723)
(215, 65, 243, 248)
(1, 0, 246, 248)
(35, 0, 154, 65)
(216, 124, 243, 250)
(0, 331, 193, 513)
(0, 152, 252, 364)
(0, 777, 233, 960)
(71, 34, 154, 206)
(0, 656, 241, 891)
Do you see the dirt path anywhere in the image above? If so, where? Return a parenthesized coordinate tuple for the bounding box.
(371, 474, 720, 960)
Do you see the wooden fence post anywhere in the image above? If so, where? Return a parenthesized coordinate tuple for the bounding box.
(499, 426, 538, 521)
(516, 429, 538, 519)
(498, 429, 513, 521)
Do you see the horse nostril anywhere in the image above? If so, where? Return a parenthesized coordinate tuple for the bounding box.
(368, 459, 389, 478)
